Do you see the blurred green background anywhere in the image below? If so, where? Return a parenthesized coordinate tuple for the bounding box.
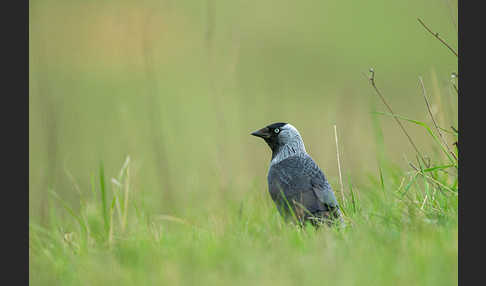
(29, 0, 457, 222)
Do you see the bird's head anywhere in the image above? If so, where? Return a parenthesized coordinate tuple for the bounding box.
(251, 122, 307, 162)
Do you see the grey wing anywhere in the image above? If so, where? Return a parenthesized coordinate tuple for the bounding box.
(268, 155, 339, 211)
(268, 155, 342, 222)
(304, 156, 340, 209)
(305, 157, 344, 222)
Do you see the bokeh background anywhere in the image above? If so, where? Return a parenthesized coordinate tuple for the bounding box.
(29, 0, 457, 223)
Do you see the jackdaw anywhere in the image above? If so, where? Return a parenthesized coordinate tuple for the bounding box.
(251, 122, 343, 226)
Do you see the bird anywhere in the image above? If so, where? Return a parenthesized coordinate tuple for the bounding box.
(251, 122, 343, 226)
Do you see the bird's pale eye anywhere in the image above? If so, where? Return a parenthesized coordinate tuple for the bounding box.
(274, 128, 280, 134)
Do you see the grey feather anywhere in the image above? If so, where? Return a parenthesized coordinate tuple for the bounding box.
(252, 123, 343, 225)
(268, 153, 339, 216)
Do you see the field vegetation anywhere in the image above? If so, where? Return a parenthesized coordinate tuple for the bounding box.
(29, 1, 458, 285)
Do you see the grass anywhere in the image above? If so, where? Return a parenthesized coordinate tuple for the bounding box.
(30, 103, 458, 285)
(29, 1, 457, 285)
(29, 153, 458, 285)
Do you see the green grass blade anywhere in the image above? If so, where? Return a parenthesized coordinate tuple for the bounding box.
(48, 189, 88, 235)
(279, 189, 300, 226)
(379, 166, 386, 197)
(423, 164, 455, 173)
(99, 161, 109, 236)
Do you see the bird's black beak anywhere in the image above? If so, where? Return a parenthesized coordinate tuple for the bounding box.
(251, 127, 271, 139)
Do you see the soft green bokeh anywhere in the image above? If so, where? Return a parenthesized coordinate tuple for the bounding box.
(29, 0, 458, 285)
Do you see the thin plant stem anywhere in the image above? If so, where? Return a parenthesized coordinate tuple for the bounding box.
(418, 76, 457, 161)
(333, 125, 346, 206)
(367, 69, 426, 164)
(417, 18, 458, 58)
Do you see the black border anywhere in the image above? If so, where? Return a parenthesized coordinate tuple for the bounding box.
(3, 0, 29, 284)
(458, 0, 480, 285)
